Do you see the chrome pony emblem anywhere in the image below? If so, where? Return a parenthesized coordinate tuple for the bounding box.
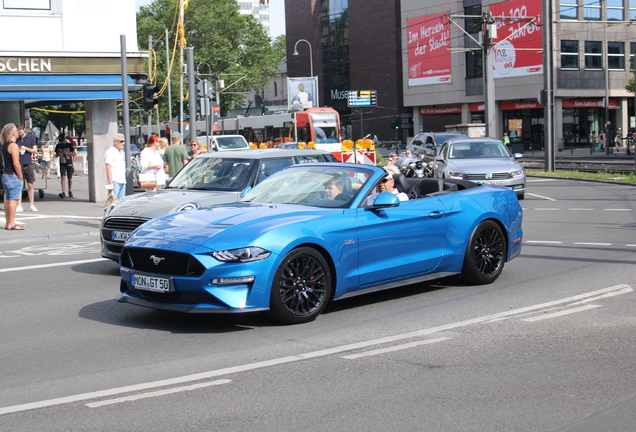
(149, 255, 166, 265)
(485, 172, 493, 179)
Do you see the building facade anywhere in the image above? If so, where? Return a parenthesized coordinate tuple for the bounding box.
(238, 0, 271, 35)
(402, 0, 636, 149)
(286, 0, 409, 143)
(0, 0, 146, 203)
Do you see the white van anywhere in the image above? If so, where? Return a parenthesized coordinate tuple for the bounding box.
(197, 135, 251, 152)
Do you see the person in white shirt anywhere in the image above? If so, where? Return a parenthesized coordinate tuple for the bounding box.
(104, 133, 127, 199)
(366, 171, 409, 206)
(139, 134, 166, 190)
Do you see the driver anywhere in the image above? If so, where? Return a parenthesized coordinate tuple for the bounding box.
(366, 172, 409, 206)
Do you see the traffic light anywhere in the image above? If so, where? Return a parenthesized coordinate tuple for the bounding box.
(390, 120, 399, 130)
(143, 83, 158, 111)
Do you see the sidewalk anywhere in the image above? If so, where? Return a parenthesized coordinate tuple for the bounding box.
(519, 145, 636, 164)
(0, 173, 105, 245)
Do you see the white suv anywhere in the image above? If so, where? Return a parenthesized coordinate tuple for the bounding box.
(197, 135, 251, 151)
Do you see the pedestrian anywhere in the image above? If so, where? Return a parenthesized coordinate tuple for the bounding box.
(373, 135, 379, 147)
(599, 130, 606, 151)
(162, 132, 188, 178)
(187, 139, 202, 163)
(139, 134, 166, 190)
(104, 133, 127, 200)
(55, 136, 77, 198)
(40, 140, 53, 180)
(502, 133, 511, 149)
(158, 137, 168, 157)
(16, 123, 38, 212)
(1, 123, 25, 230)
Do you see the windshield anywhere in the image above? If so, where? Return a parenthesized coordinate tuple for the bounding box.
(168, 157, 253, 191)
(448, 142, 511, 159)
(435, 134, 465, 144)
(215, 136, 249, 149)
(310, 112, 339, 143)
(240, 165, 372, 208)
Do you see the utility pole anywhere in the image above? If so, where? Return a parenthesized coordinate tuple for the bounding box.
(542, 0, 555, 170)
(165, 29, 172, 123)
(482, 12, 497, 138)
(148, 35, 152, 139)
(187, 47, 197, 142)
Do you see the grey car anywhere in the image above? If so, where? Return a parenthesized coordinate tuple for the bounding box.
(407, 132, 467, 162)
(101, 148, 338, 261)
(433, 138, 525, 199)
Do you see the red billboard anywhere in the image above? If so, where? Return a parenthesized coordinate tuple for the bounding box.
(489, 0, 543, 79)
(406, 12, 451, 86)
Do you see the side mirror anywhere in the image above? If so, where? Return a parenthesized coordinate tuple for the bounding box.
(434, 155, 444, 162)
(367, 191, 400, 209)
(514, 153, 523, 159)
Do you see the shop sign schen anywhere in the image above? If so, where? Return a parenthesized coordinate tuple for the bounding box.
(406, 12, 451, 86)
(489, 0, 543, 79)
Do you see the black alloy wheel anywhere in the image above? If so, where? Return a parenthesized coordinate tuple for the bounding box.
(268, 247, 332, 324)
(461, 220, 507, 285)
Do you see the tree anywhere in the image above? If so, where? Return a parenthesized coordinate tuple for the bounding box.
(136, 0, 283, 120)
(626, 51, 635, 94)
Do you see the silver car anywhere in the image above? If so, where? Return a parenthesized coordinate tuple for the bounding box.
(407, 132, 467, 162)
(433, 138, 525, 199)
(101, 148, 338, 261)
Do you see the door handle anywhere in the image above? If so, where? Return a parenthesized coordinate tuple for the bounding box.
(429, 211, 445, 219)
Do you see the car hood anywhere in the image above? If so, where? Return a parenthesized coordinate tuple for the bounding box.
(127, 203, 334, 249)
(446, 158, 523, 173)
(107, 189, 241, 219)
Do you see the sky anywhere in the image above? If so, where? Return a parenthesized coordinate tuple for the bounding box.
(135, 0, 286, 39)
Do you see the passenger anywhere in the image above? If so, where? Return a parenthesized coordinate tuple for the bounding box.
(324, 177, 345, 200)
(366, 172, 409, 206)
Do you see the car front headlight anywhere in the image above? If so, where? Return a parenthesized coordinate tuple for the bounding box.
(447, 171, 466, 179)
(211, 247, 271, 263)
(104, 199, 119, 217)
(510, 169, 525, 178)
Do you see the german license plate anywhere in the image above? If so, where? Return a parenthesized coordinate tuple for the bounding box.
(131, 273, 172, 292)
(480, 180, 503, 185)
(112, 231, 131, 241)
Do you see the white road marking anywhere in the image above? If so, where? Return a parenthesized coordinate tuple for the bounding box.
(604, 209, 632, 211)
(627, 244, 636, 247)
(521, 305, 601, 322)
(0, 284, 631, 416)
(574, 242, 612, 246)
(341, 337, 450, 360)
(526, 193, 558, 201)
(568, 208, 594, 211)
(0, 258, 107, 273)
(86, 379, 231, 408)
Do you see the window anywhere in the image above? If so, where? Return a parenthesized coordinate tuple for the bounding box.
(585, 41, 602, 69)
(584, 0, 601, 20)
(561, 40, 579, 69)
(3, 0, 50, 9)
(608, 42, 625, 69)
(465, 51, 483, 78)
(630, 0, 636, 20)
(560, 0, 578, 19)
(607, 0, 624, 20)
(464, 5, 482, 34)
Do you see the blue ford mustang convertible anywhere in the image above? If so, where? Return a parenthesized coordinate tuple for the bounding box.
(118, 163, 523, 324)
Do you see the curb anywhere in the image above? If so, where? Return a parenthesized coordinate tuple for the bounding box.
(527, 174, 636, 187)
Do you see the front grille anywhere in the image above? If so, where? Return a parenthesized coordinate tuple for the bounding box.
(103, 217, 150, 232)
(121, 247, 206, 277)
(465, 172, 511, 181)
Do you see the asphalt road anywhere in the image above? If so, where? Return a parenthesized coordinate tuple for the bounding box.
(0, 178, 634, 431)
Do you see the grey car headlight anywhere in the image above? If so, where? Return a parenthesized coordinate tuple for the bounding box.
(170, 201, 201, 213)
(211, 247, 271, 263)
(510, 169, 525, 178)
(447, 171, 466, 179)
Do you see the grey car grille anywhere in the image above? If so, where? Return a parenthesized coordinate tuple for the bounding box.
(464, 172, 511, 181)
(102, 217, 150, 242)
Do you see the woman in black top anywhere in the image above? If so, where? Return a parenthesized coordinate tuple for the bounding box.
(1, 123, 24, 230)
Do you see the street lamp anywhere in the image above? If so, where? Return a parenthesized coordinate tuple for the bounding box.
(293, 39, 313, 77)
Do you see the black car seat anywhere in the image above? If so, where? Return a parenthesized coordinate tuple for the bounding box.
(392, 173, 411, 195)
(416, 178, 445, 197)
